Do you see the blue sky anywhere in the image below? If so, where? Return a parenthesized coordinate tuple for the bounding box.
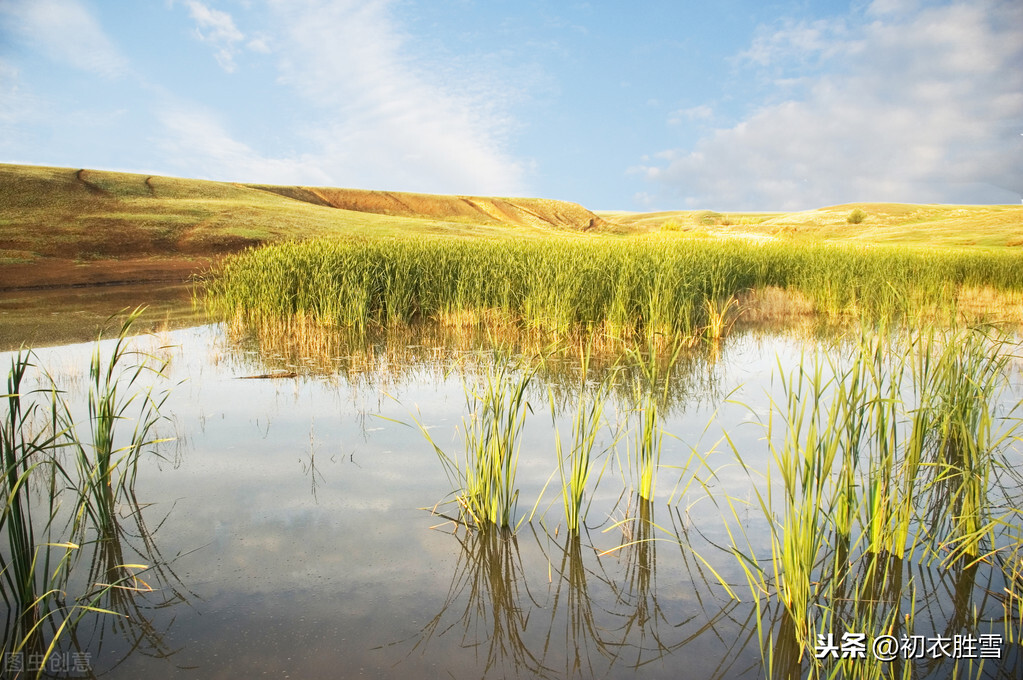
(1, 0, 1020, 210)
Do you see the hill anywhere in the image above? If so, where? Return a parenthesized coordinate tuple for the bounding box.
(601, 203, 1023, 248)
(0, 163, 610, 290)
(2, 162, 1020, 291)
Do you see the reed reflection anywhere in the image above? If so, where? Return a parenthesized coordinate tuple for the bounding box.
(71, 485, 195, 673)
(391, 503, 755, 680)
(222, 315, 725, 414)
(412, 527, 552, 678)
(1, 314, 194, 677)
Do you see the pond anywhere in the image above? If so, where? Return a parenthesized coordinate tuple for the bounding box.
(2, 289, 1022, 679)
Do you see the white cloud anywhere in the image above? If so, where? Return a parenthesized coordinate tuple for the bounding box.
(144, 0, 526, 195)
(0, 0, 127, 77)
(156, 106, 333, 185)
(640, 0, 1023, 209)
(668, 105, 713, 125)
(263, 0, 526, 196)
(247, 33, 271, 54)
(183, 0, 245, 72)
(739, 18, 850, 68)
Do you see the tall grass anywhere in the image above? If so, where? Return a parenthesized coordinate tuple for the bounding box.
(624, 339, 681, 501)
(1, 311, 173, 673)
(415, 352, 536, 530)
(205, 234, 1023, 339)
(721, 324, 1023, 677)
(1, 352, 70, 663)
(550, 347, 615, 534)
(65, 310, 172, 540)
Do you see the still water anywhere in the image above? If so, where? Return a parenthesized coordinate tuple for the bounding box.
(3, 316, 1022, 678)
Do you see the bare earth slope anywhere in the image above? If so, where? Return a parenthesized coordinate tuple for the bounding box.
(0, 164, 608, 290)
(253, 185, 609, 231)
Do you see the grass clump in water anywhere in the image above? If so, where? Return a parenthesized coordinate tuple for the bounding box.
(550, 346, 615, 534)
(1, 310, 174, 670)
(416, 352, 537, 531)
(721, 323, 1023, 678)
(623, 339, 681, 502)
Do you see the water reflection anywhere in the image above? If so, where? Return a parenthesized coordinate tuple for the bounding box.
(543, 532, 614, 678)
(418, 527, 551, 677)
(75, 488, 194, 671)
(605, 496, 673, 669)
(0, 331, 195, 678)
(225, 316, 728, 417)
(6, 316, 1022, 679)
(389, 496, 756, 679)
(753, 540, 1023, 680)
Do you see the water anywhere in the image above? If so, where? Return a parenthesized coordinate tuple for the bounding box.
(3, 315, 1022, 679)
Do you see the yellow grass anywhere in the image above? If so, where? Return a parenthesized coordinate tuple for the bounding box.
(599, 203, 1023, 248)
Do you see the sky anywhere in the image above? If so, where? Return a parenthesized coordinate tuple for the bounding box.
(1, 0, 1021, 211)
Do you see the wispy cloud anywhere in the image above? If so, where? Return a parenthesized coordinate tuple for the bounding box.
(668, 105, 713, 125)
(156, 106, 332, 185)
(0, 59, 40, 162)
(639, 0, 1023, 209)
(0, 60, 34, 127)
(2, 0, 527, 195)
(183, 0, 246, 72)
(0, 0, 127, 77)
(263, 0, 526, 195)
(151, 0, 526, 194)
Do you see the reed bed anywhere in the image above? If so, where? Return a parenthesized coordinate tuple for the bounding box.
(204, 234, 1023, 339)
(721, 324, 1023, 678)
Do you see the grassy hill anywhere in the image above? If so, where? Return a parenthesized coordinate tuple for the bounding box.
(0, 163, 611, 289)
(2, 162, 1021, 291)
(602, 203, 1023, 248)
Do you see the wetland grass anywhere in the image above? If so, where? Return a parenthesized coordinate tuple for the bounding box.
(205, 234, 1023, 341)
(1, 312, 174, 672)
(208, 228, 1023, 674)
(65, 309, 173, 540)
(624, 339, 682, 502)
(415, 352, 537, 531)
(551, 347, 615, 534)
(1, 352, 69, 664)
(721, 324, 1023, 677)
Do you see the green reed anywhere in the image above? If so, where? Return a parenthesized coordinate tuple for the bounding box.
(624, 339, 681, 501)
(912, 327, 1016, 565)
(550, 347, 615, 534)
(721, 323, 1022, 678)
(62, 309, 172, 540)
(205, 234, 1023, 339)
(1, 311, 173, 672)
(1, 352, 69, 663)
(415, 353, 536, 530)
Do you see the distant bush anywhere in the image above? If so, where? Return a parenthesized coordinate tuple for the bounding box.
(661, 219, 685, 231)
(847, 208, 867, 224)
(697, 211, 723, 226)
